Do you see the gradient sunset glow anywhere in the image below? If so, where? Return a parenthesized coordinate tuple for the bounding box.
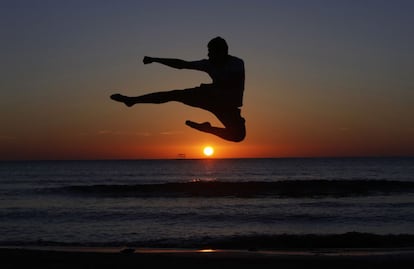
(1, 1, 413, 160)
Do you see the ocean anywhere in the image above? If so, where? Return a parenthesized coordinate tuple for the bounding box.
(1, 158, 413, 249)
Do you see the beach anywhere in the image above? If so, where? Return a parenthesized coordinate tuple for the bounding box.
(2, 247, 414, 269)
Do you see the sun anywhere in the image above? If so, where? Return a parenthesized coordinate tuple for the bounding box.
(203, 146, 214, 157)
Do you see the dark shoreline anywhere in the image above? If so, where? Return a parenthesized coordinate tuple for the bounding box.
(2, 232, 414, 268)
(1, 247, 414, 269)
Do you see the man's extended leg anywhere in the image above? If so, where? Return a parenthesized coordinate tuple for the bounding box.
(110, 90, 187, 107)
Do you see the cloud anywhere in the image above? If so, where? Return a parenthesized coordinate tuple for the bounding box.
(98, 130, 151, 136)
(77, 130, 152, 137)
(159, 131, 183, 136)
(79, 130, 184, 137)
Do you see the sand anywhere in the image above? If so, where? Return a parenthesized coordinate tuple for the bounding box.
(1, 247, 413, 269)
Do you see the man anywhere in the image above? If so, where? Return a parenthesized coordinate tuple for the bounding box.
(110, 36, 246, 142)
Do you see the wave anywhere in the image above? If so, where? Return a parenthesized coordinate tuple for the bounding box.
(2, 232, 414, 249)
(56, 180, 414, 198)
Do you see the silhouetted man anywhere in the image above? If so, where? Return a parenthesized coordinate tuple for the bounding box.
(110, 36, 246, 142)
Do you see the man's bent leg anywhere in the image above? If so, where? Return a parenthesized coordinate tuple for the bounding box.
(186, 120, 245, 142)
(186, 108, 246, 142)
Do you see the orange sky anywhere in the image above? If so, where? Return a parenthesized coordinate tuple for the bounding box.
(1, 1, 413, 160)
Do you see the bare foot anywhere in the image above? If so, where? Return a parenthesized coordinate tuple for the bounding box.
(185, 120, 212, 132)
(110, 94, 135, 107)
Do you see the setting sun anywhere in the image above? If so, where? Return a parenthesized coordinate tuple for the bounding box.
(203, 146, 214, 157)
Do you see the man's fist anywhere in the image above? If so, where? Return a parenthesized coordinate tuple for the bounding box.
(143, 56, 153, 64)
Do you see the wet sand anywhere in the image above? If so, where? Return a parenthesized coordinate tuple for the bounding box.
(1, 247, 413, 269)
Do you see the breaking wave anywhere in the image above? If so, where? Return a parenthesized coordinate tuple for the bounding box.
(55, 180, 414, 198)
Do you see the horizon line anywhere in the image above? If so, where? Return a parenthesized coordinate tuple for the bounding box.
(1, 155, 413, 162)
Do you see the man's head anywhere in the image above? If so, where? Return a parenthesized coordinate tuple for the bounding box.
(208, 37, 228, 63)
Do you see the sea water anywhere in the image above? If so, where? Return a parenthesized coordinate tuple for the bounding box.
(0, 158, 413, 247)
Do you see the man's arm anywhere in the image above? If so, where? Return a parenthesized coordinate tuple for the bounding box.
(143, 56, 189, 69)
(143, 56, 208, 72)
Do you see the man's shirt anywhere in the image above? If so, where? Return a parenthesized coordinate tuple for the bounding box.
(185, 55, 245, 107)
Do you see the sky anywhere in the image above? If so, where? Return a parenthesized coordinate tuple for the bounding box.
(1, 0, 413, 160)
